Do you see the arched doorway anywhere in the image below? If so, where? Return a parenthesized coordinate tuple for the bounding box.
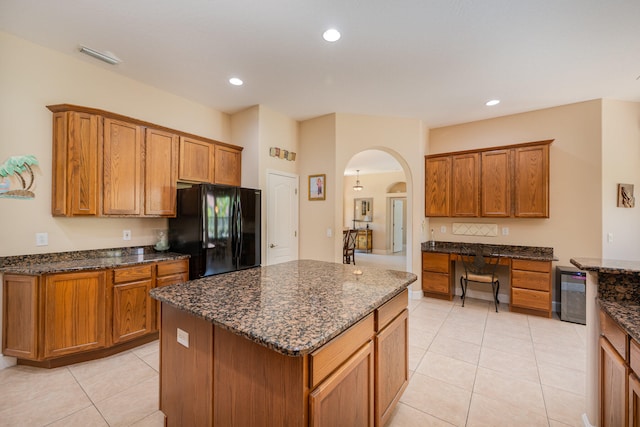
(343, 149, 408, 270)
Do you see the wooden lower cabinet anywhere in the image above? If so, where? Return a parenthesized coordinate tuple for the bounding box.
(421, 252, 453, 300)
(159, 290, 409, 426)
(111, 265, 153, 345)
(43, 271, 107, 359)
(600, 336, 628, 427)
(2, 275, 40, 359)
(510, 259, 552, 317)
(154, 259, 189, 330)
(630, 373, 640, 427)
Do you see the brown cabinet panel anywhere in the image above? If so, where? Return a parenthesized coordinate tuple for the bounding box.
(145, 128, 178, 216)
(376, 289, 408, 331)
(375, 309, 408, 426)
(113, 264, 152, 284)
(511, 270, 551, 291)
(425, 156, 451, 217)
(451, 153, 479, 217)
(514, 144, 549, 217)
(421, 272, 450, 295)
(422, 252, 450, 274)
(154, 260, 189, 331)
(309, 341, 374, 427)
(2, 275, 38, 359)
(179, 136, 214, 183)
(481, 149, 511, 217)
(630, 372, 640, 427)
(51, 111, 100, 216)
(601, 310, 628, 359)
(103, 118, 143, 215)
(43, 271, 106, 358)
(356, 229, 373, 252)
(157, 259, 189, 277)
(214, 145, 241, 186)
(112, 279, 153, 344)
(511, 259, 551, 273)
(600, 336, 629, 427)
(511, 288, 550, 311)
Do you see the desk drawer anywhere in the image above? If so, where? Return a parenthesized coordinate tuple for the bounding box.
(422, 253, 450, 273)
(422, 272, 450, 294)
(511, 288, 550, 311)
(511, 270, 550, 291)
(512, 259, 551, 273)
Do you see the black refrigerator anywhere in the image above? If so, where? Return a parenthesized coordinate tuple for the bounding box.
(168, 184, 261, 279)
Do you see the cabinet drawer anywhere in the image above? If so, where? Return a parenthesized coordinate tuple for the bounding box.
(310, 314, 374, 388)
(113, 265, 153, 283)
(631, 339, 640, 375)
(511, 288, 550, 311)
(157, 259, 189, 277)
(600, 310, 628, 359)
(376, 289, 408, 332)
(422, 253, 450, 273)
(157, 272, 189, 288)
(511, 259, 550, 273)
(422, 272, 450, 294)
(511, 270, 550, 291)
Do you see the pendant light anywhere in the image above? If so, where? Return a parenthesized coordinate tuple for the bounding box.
(353, 170, 363, 191)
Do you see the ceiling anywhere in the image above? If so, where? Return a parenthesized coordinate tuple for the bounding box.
(2, 1, 639, 130)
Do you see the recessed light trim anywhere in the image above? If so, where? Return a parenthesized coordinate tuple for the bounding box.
(485, 99, 500, 106)
(323, 28, 341, 42)
(229, 77, 244, 86)
(79, 45, 121, 65)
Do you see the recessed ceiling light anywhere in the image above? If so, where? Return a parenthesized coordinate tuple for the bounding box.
(485, 99, 500, 106)
(229, 77, 243, 86)
(323, 28, 341, 42)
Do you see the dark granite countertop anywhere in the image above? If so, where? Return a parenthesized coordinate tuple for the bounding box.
(422, 241, 556, 261)
(600, 300, 640, 344)
(150, 259, 417, 357)
(0, 246, 189, 275)
(571, 257, 640, 275)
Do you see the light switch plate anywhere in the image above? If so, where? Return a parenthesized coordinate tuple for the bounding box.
(177, 328, 189, 348)
(35, 232, 48, 246)
(123, 230, 131, 241)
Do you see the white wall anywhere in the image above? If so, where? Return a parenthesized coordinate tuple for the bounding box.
(601, 99, 640, 260)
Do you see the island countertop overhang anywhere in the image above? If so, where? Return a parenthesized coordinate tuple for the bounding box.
(150, 259, 417, 356)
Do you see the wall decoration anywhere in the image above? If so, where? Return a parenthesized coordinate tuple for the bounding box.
(0, 155, 40, 199)
(308, 174, 326, 200)
(617, 183, 635, 208)
(269, 147, 296, 161)
(354, 198, 373, 222)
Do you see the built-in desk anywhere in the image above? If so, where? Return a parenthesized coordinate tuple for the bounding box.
(421, 241, 556, 318)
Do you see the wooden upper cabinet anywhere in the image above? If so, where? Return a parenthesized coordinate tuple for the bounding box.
(451, 153, 479, 217)
(103, 118, 143, 215)
(145, 128, 178, 216)
(481, 149, 511, 217)
(51, 111, 100, 216)
(214, 145, 241, 186)
(514, 144, 549, 218)
(425, 156, 451, 217)
(179, 136, 214, 183)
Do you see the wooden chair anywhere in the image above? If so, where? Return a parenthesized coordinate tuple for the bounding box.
(459, 245, 501, 312)
(343, 229, 357, 264)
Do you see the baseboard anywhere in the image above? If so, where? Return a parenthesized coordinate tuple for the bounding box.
(582, 413, 594, 427)
(409, 289, 423, 300)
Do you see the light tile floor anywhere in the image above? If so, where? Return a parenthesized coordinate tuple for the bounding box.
(0, 295, 586, 427)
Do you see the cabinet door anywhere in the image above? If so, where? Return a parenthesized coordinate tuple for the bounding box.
(43, 271, 106, 358)
(145, 128, 178, 216)
(481, 149, 511, 217)
(630, 372, 640, 427)
(309, 341, 374, 427)
(425, 156, 451, 217)
(154, 272, 189, 331)
(214, 145, 241, 186)
(52, 111, 100, 216)
(514, 144, 549, 217)
(103, 118, 143, 215)
(600, 336, 628, 427)
(179, 136, 214, 183)
(451, 153, 479, 217)
(2, 274, 39, 359)
(112, 279, 153, 344)
(375, 310, 408, 426)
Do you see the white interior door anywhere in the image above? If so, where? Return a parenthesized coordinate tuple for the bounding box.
(266, 171, 299, 265)
(392, 199, 404, 253)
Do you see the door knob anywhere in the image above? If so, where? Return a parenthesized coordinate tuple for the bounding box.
(269, 243, 277, 248)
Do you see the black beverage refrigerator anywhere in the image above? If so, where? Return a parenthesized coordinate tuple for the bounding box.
(168, 184, 261, 279)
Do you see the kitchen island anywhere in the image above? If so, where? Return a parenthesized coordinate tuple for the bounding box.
(570, 257, 640, 426)
(150, 259, 417, 427)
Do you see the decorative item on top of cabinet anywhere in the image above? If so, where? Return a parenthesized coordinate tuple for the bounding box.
(451, 152, 479, 217)
(425, 156, 451, 217)
(178, 136, 215, 183)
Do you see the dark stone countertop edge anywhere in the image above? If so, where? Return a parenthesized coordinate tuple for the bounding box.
(0, 246, 189, 275)
(571, 257, 640, 275)
(599, 300, 640, 344)
(150, 273, 415, 357)
(422, 241, 556, 262)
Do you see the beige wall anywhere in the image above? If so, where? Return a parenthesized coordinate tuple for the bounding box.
(428, 100, 604, 266)
(601, 99, 640, 260)
(232, 106, 260, 189)
(0, 31, 233, 257)
(343, 171, 407, 253)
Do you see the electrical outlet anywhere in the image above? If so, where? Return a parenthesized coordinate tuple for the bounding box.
(177, 328, 189, 348)
(326, 228, 332, 238)
(35, 232, 48, 246)
(501, 227, 509, 236)
(123, 230, 131, 241)
(440, 226, 446, 233)
(608, 232, 614, 243)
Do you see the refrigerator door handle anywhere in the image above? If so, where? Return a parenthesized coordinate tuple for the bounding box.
(237, 197, 243, 260)
(201, 190, 208, 249)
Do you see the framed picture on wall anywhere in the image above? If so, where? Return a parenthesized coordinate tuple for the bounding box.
(308, 174, 326, 200)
